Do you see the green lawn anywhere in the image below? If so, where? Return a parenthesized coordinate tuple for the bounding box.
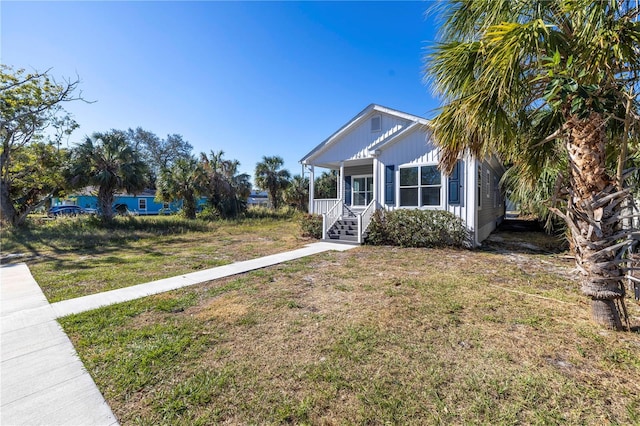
(1, 214, 311, 302)
(52, 234, 640, 425)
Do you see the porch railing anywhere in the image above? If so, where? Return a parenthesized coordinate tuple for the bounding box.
(322, 200, 343, 240)
(357, 199, 378, 244)
(321, 199, 380, 243)
(314, 198, 340, 215)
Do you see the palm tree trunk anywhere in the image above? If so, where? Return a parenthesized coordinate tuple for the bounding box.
(183, 195, 197, 220)
(564, 112, 626, 330)
(98, 186, 115, 222)
(269, 187, 279, 210)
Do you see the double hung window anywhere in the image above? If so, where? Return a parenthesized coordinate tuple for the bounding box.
(399, 165, 441, 207)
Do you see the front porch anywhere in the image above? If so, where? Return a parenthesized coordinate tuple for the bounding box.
(306, 159, 381, 244)
(316, 198, 379, 244)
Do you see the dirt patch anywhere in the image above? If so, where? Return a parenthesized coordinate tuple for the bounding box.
(193, 295, 249, 323)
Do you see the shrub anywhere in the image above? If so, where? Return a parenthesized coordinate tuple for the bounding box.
(365, 209, 470, 248)
(365, 210, 390, 246)
(299, 214, 322, 239)
(244, 206, 296, 220)
(197, 205, 221, 221)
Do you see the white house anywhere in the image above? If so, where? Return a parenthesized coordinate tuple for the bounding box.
(300, 104, 506, 245)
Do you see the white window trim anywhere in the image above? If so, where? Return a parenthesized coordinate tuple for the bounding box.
(398, 164, 444, 209)
(371, 115, 382, 133)
(351, 174, 374, 207)
(138, 198, 147, 210)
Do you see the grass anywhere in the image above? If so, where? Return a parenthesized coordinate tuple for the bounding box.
(55, 235, 640, 425)
(1, 214, 311, 302)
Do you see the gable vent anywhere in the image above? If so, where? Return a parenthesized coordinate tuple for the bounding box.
(371, 115, 381, 132)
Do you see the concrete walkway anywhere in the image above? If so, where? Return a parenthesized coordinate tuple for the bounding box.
(1, 241, 356, 425)
(1, 263, 118, 426)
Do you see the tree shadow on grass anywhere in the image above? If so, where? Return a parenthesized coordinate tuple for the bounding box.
(1, 216, 215, 265)
(481, 220, 569, 256)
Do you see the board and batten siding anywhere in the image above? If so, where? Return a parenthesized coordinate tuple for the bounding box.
(376, 128, 439, 166)
(312, 114, 412, 165)
(374, 129, 473, 237)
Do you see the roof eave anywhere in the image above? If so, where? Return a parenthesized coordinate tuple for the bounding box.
(300, 104, 432, 165)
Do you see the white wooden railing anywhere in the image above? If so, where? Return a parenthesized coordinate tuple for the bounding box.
(357, 199, 378, 244)
(322, 200, 343, 240)
(314, 199, 340, 215)
(321, 199, 379, 243)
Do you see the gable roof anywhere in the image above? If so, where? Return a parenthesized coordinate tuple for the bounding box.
(300, 104, 430, 164)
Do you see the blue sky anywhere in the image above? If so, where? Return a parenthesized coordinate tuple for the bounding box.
(2, 1, 441, 180)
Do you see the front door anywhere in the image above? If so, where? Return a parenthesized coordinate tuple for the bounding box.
(352, 175, 373, 206)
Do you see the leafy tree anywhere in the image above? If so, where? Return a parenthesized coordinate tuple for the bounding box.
(254, 156, 291, 210)
(156, 157, 206, 220)
(314, 170, 338, 199)
(284, 174, 309, 211)
(0, 65, 80, 226)
(68, 131, 148, 221)
(200, 150, 251, 218)
(425, 0, 640, 330)
(127, 127, 193, 186)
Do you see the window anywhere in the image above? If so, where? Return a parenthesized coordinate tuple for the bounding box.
(486, 169, 491, 198)
(163, 202, 170, 209)
(138, 199, 147, 210)
(371, 115, 381, 132)
(352, 176, 373, 206)
(400, 167, 418, 206)
(477, 164, 482, 208)
(399, 165, 441, 207)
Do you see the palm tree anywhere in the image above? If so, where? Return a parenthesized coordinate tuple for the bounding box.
(228, 164, 252, 217)
(254, 156, 291, 210)
(284, 174, 309, 211)
(201, 150, 251, 218)
(425, 0, 640, 330)
(156, 157, 206, 219)
(314, 170, 338, 199)
(68, 131, 148, 221)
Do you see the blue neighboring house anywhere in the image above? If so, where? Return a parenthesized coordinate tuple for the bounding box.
(52, 188, 207, 215)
